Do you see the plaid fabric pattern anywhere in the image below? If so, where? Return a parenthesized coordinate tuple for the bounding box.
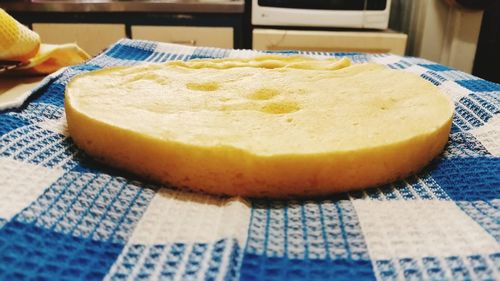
(0, 39, 499, 281)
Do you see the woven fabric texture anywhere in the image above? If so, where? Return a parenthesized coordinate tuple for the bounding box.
(0, 39, 499, 281)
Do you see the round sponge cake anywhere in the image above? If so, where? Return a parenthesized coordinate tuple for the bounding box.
(65, 55, 453, 197)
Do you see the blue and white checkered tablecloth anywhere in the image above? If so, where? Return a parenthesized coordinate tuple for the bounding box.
(0, 39, 499, 281)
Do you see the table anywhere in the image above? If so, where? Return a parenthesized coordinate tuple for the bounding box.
(0, 39, 498, 281)
(0, 76, 45, 111)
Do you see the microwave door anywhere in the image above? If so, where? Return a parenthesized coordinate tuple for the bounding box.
(257, 0, 366, 10)
(257, 0, 387, 11)
(252, 0, 390, 29)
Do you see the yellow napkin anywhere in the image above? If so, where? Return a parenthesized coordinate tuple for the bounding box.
(0, 8, 91, 75)
(14, 43, 90, 75)
(0, 8, 40, 61)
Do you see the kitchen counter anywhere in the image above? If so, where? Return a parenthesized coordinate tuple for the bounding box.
(0, 0, 244, 14)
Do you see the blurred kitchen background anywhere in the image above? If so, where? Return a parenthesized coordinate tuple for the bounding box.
(1, 0, 498, 82)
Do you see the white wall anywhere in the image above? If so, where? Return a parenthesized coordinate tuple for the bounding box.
(409, 0, 483, 73)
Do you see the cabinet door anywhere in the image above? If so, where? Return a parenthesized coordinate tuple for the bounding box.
(132, 26, 234, 49)
(32, 23, 126, 56)
(253, 29, 407, 55)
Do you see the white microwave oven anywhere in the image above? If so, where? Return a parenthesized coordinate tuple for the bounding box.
(252, 0, 391, 29)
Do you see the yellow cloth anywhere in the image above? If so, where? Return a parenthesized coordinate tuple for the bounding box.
(0, 8, 91, 75)
(0, 8, 40, 61)
(14, 43, 91, 75)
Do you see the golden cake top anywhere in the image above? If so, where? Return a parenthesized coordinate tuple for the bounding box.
(66, 55, 453, 156)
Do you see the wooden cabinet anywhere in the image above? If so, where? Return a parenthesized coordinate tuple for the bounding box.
(32, 23, 126, 56)
(132, 26, 234, 49)
(253, 29, 407, 55)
